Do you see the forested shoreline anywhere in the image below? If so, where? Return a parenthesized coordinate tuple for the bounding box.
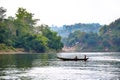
(51, 18, 120, 52)
(0, 7, 63, 53)
(0, 7, 120, 53)
(62, 19, 120, 52)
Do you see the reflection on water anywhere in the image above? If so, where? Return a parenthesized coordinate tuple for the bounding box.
(0, 52, 120, 80)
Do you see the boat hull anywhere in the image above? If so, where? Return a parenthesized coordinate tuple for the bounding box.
(57, 57, 89, 61)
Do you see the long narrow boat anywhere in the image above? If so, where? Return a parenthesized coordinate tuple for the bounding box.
(57, 56, 89, 61)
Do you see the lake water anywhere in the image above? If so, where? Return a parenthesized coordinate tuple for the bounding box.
(0, 52, 120, 80)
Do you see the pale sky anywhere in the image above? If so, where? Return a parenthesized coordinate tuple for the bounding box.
(0, 0, 120, 26)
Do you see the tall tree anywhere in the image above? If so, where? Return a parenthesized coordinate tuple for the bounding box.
(0, 7, 6, 21)
(15, 8, 39, 35)
(41, 25, 63, 51)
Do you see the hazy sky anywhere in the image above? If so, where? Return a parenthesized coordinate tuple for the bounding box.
(0, 0, 120, 26)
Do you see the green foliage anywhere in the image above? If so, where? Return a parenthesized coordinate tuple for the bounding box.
(0, 7, 63, 53)
(23, 34, 48, 52)
(99, 18, 120, 51)
(64, 30, 99, 47)
(64, 18, 120, 52)
(0, 44, 15, 51)
(40, 25, 63, 51)
(0, 44, 8, 50)
(15, 8, 38, 36)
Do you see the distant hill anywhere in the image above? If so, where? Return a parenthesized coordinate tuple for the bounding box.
(62, 18, 120, 52)
(50, 18, 120, 52)
(99, 18, 120, 51)
(50, 23, 101, 37)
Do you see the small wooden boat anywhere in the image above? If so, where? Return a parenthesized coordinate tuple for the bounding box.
(57, 56, 89, 61)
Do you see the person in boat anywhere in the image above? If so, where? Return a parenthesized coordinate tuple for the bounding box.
(75, 56, 77, 59)
(84, 55, 86, 59)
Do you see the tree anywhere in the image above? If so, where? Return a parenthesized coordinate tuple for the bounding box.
(0, 7, 63, 52)
(99, 18, 120, 51)
(41, 25, 63, 51)
(15, 8, 39, 35)
(14, 8, 39, 48)
(23, 34, 48, 52)
(0, 7, 10, 45)
(0, 7, 6, 21)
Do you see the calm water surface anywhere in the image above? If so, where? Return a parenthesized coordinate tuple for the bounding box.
(0, 52, 120, 80)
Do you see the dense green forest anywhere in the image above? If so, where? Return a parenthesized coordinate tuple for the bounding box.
(62, 19, 120, 52)
(0, 7, 63, 53)
(50, 23, 101, 37)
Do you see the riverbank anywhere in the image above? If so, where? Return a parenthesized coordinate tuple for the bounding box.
(62, 46, 76, 52)
(0, 48, 27, 54)
(0, 48, 60, 54)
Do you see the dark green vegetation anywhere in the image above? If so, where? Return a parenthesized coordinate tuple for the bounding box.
(62, 19, 120, 52)
(0, 7, 63, 53)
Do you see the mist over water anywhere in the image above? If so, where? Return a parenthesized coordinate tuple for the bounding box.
(0, 52, 120, 80)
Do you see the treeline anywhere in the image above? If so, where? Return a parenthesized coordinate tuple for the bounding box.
(51, 23, 101, 37)
(0, 7, 63, 52)
(63, 18, 120, 52)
